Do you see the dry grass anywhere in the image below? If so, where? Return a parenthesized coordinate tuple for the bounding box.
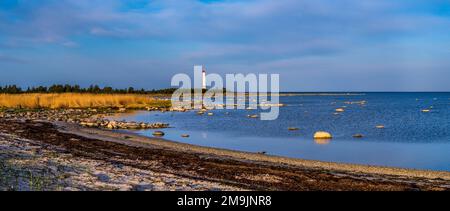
(0, 93, 171, 109)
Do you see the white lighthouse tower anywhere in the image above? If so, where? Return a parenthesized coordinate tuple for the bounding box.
(201, 65, 207, 90)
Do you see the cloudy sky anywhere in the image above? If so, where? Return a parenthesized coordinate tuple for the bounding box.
(0, 0, 449, 91)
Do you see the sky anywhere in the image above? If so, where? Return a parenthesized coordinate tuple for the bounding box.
(0, 0, 449, 91)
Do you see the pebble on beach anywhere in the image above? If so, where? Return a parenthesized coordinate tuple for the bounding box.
(314, 131, 332, 139)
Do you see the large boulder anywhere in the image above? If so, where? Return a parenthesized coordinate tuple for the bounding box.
(314, 131, 332, 139)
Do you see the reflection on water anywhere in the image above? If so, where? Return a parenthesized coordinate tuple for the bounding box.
(110, 93, 450, 171)
(314, 139, 331, 145)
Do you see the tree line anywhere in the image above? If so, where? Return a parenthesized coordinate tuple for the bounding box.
(0, 84, 177, 94)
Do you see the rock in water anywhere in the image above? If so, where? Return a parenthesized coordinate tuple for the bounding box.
(152, 131, 165, 137)
(314, 131, 332, 139)
(335, 108, 345, 112)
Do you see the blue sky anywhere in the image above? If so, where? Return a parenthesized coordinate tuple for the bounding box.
(0, 0, 449, 91)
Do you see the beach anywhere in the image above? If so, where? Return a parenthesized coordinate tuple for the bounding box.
(1, 109, 449, 191)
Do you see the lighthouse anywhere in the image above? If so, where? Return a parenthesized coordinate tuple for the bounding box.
(194, 65, 207, 91)
(201, 66, 207, 90)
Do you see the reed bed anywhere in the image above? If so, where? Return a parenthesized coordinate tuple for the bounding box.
(0, 93, 170, 109)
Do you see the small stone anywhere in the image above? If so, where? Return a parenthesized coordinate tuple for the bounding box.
(48, 166, 58, 173)
(96, 173, 110, 182)
(152, 131, 165, 137)
(335, 108, 345, 112)
(134, 183, 154, 191)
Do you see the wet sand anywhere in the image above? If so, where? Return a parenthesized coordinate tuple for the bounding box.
(1, 118, 449, 191)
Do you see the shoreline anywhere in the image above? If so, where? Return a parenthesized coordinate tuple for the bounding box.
(103, 110, 450, 177)
(59, 122, 450, 180)
(1, 109, 449, 191)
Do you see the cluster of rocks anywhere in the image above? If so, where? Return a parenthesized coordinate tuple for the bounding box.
(146, 107, 168, 111)
(344, 100, 367, 105)
(0, 108, 112, 123)
(314, 131, 366, 140)
(0, 108, 170, 131)
(80, 119, 169, 130)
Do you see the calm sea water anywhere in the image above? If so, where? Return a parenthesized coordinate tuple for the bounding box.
(112, 93, 450, 171)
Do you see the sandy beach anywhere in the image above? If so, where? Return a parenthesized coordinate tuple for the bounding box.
(1, 110, 449, 191)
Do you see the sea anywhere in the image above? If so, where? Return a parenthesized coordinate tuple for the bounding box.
(111, 92, 450, 171)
